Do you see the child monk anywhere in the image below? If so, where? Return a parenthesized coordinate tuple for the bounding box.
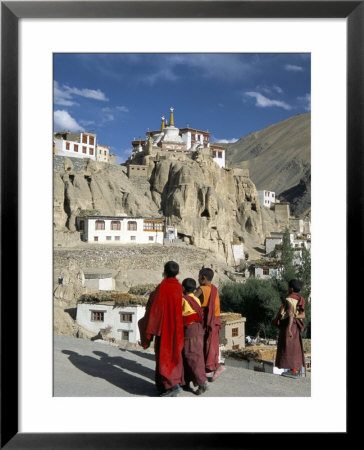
(181, 278, 208, 395)
(195, 267, 226, 382)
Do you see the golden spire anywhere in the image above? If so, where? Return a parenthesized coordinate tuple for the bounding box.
(169, 106, 174, 126)
(161, 116, 165, 131)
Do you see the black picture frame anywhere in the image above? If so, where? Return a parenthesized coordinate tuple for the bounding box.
(1, 1, 357, 448)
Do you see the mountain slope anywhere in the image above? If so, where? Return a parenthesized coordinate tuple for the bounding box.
(226, 113, 311, 200)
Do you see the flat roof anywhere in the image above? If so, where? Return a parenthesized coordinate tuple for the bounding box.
(81, 215, 164, 220)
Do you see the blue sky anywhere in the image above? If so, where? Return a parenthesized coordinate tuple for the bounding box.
(53, 53, 310, 163)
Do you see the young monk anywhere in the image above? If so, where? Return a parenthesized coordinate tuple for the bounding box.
(274, 279, 306, 378)
(181, 278, 208, 395)
(194, 267, 226, 382)
(138, 261, 185, 396)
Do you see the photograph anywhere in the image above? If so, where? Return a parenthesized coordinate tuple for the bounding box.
(2, 0, 355, 445)
(53, 52, 312, 398)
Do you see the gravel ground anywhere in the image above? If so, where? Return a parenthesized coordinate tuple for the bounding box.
(54, 335, 311, 397)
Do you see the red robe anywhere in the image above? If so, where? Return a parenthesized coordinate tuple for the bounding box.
(202, 285, 222, 372)
(275, 293, 306, 369)
(139, 277, 184, 391)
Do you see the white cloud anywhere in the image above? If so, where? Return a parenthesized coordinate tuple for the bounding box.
(64, 85, 109, 101)
(54, 110, 84, 132)
(79, 120, 95, 126)
(285, 64, 304, 72)
(245, 92, 292, 110)
(116, 105, 129, 112)
(54, 81, 109, 106)
(273, 85, 284, 94)
(212, 137, 238, 144)
(297, 93, 311, 111)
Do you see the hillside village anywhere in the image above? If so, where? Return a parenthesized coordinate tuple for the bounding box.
(53, 107, 311, 374)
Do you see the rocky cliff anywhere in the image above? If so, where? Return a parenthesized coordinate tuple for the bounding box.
(53, 155, 270, 262)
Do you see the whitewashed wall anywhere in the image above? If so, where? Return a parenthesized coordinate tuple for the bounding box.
(76, 303, 146, 343)
(85, 217, 164, 244)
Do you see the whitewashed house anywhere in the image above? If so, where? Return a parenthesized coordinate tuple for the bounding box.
(76, 295, 147, 344)
(54, 131, 97, 160)
(210, 144, 226, 168)
(265, 232, 294, 255)
(249, 260, 282, 279)
(258, 190, 276, 208)
(84, 272, 115, 292)
(220, 313, 246, 350)
(76, 216, 164, 244)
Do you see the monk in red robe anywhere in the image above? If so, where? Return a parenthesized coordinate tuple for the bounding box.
(181, 278, 208, 395)
(138, 261, 185, 396)
(195, 267, 226, 382)
(274, 279, 306, 378)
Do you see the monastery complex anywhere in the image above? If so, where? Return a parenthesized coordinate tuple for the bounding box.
(128, 107, 226, 168)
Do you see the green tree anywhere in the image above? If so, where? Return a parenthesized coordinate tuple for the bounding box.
(280, 228, 296, 282)
(220, 279, 282, 338)
(297, 246, 311, 300)
(297, 246, 311, 338)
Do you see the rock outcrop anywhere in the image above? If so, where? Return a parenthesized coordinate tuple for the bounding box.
(53, 155, 268, 262)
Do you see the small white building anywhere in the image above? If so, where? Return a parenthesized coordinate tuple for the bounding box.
(84, 272, 115, 292)
(76, 215, 164, 244)
(265, 232, 294, 255)
(251, 263, 282, 280)
(220, 313, 246, 350)
(164, 225, 178, 243)
(180, 127, 210, 150)
(96, 144, 111, 163)
(54, 131, 97, 160)
(76, 296, 146, 344)
(258, 190, 276, 208)
(210, 144, 226, 169)
(232, 243, 245, 266)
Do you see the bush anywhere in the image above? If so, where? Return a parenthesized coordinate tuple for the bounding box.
(220, 278, 282, 338)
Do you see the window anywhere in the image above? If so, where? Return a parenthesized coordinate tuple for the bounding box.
(91, 311, 104, 321)
(212, 151, 217, 158)
(120, 313, 133, 322)
(232, 328, 239, 337)
(104, 150, 107, 156)
(114, 236, 120, 241)
(122, 331, 129, 341)
(111, 221, 121, 230)
(263, 268, 269, 275)
(89, 148, 94, 156)
(82, 146, 87, 154)
(130, 236, 136, 241)
(82, 134, 87, 144)
(95, 220, 105, 230)
(218, 151, 222, 158)
(143, 221, 153, 231)
(149, 236, 154, 241)
(154, 222, 163, 231)
(106, 236, 111, 241)
(232, 344, 240, 350)
(94, 236, 98, 242)
(89, 136, 94, 145)
(74, 144, 78, 152)
(66, 142, 70, 150)
(128, 221, 137, 231)
(79, 220, 84, 231)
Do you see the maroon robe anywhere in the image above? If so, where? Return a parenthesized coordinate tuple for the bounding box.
(138, 278, 185, 391)
(202, 285, 222, 372)
(275, 293, 306, 370)
(182, 295, 207, 387)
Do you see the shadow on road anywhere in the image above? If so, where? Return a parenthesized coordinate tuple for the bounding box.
(93, 350, 155, 380)
(122, 348, 156, 362)
(62, 349, 158, 396)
